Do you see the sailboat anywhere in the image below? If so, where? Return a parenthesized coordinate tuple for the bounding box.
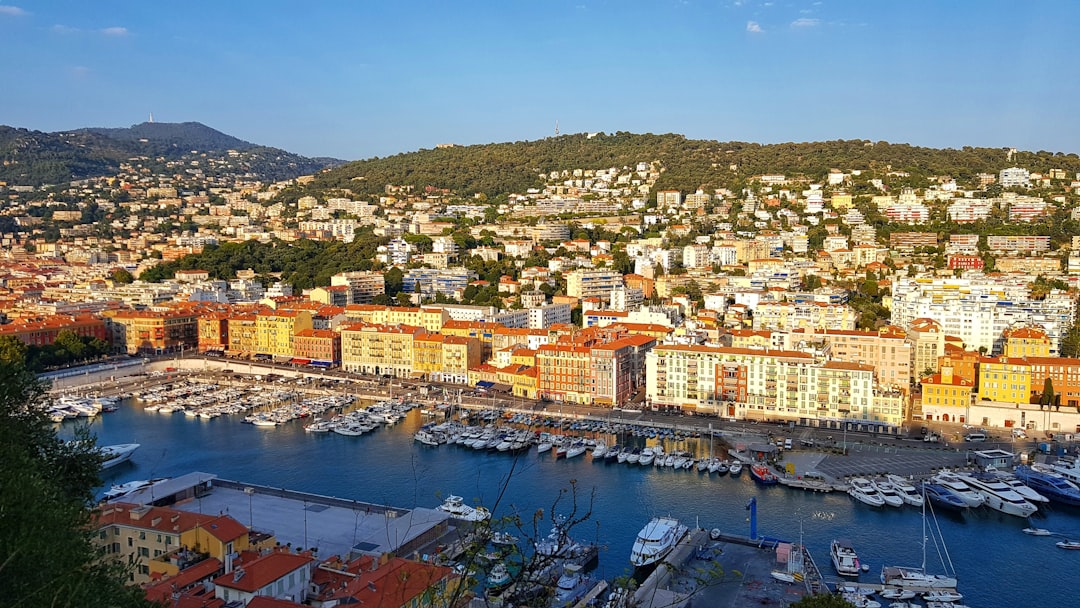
(880, 485, 959, 590)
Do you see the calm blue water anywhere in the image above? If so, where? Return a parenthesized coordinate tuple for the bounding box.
(69, 402, 1077, 607)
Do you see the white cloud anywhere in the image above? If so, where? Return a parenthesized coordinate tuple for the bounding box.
(101, 26, 128, 36)
(746, 21, 763, 33)
(791, 18, 821, 27)
(51, 24, 80, 33)
(0, 5, 27, 16)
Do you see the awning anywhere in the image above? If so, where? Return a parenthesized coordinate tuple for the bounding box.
(476, 380, 495, 388)
(491, 383, 513, 393)
(289, 358, 311, 365)
(309, 361, 333, 368)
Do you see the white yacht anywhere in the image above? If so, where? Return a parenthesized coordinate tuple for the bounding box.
(100, 443, 140, 469)
(848, 477, 886, 507)
(886, 475, 925, 507)
(872, 480, 905, 508)
(955, 473, 1038, 517)
(591, 441, 608, 459)
(436, 495, 491, 521)
(102, 477, 167, 502)
(564, 441, 587, 459)
(931, 472, 985, 508)
(830, 539, 861, 577)
(638, 447, 656, 466)
(630, 516, 687, 567)
(993, 474, 1049, 504)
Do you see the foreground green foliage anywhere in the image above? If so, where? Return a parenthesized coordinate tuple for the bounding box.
(0, 356, 153, 608)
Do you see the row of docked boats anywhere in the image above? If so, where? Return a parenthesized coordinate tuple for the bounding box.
(46, 395, 119, 422)
(848, 469, 1061, 518)
(304, 400, 419, 435)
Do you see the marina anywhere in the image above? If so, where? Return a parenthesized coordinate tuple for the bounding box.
(63, 376, 1080, 608)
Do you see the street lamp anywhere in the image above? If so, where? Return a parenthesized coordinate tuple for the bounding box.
(838, 408, 850, 455)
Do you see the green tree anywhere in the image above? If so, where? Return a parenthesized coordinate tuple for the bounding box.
(1041, 378, 1055, 408)
(0, 334, 29, 364)
(803, 274, 824, 290)
(0, 358, 153, 608)
(384, 267, 404, 297)
(54, 329, 87, 360)
(111, 268, 135, 284)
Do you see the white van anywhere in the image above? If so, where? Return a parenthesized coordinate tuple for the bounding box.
(964, 432, 987, 442)
(1011, 429, 1027, 439)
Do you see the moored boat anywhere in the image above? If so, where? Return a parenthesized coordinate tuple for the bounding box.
(830, 539, 860, 577)
(848, 477, 886, 507)
(750, 463, 778, 485)
(436, 494, 491, 521)
(886, 474, 925, 507)
(100, 443, 140, 469)
(630, 516, 688, 568)
(728, 461, 743, 477)
(955, 472, 1037, 518)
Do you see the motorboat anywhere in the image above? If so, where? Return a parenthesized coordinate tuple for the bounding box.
(886, 475, 925, 507)
(713, 460, 730, 475)
(921, 483, 968, 512)
(1057, 540, 1080, 550)
(848, 478, 886, 507)
(982, 472, 1049, 504)
(728, 461, 743, 476)
(955, 473, 1037, 517)
(626, 447, 641, 464)
(490, 531, 519, 545)
(591, 441, 608, 459)
(922, 590, 964, 603)
(1022, 527, 1052, 536)
(841, 593, 881, 608)
(1014, 465, 1080, 507)
(931, 472, 985, 508)
(872, 480, 905, 508)
(413, 429, 440, 446)
(749, 464, 778, 485)
(638, 447, 656, 466)
(879, 588, 916, 600)
(102, 477, 168, 502)
(770, 570, 797, 583)
(604, 445, 621, 462)
(100, 443, 140, 469)
(564, 441, 587, 459)
(630, 516, 688, 567)
(485, 562, 512, 590)
(551, 563, 591, 607)
(830, 539, 861, 577)
(436, 495, 491, 521)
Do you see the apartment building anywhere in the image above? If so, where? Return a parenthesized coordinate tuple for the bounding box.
(890, 277, 1076, 355)
(339, 323, 424, 377)
(1003, 326, 1051, 358)
(0, 313, 108, 347)
(791, 326, 912, 390)
(986, 235, 1050, 253)
(255, 310, 313, 359)
(920, 365, 974, 423)
(565, 269, 625, 299)
(977, 356, 1032, 404)
(226, 312, 259, 357)
(105, 309, 199, 355)
(94, 503, 251, 584)
(342, 305, 447, 332)
(888, 232, 938, 251)
(645, 345, 892, 426)
(751, 301, 857, 331)
(293, 329, 342, 366)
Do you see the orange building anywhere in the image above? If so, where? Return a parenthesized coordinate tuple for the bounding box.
(0, 313, 108, 347)
(294, 329, 341, 366)
(105, 309, 198, 355)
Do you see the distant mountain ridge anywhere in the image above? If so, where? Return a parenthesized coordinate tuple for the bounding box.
(0, 121, 341, 186)
(75, 121, 256, 152)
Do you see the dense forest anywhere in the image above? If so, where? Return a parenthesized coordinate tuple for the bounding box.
(314, 132, 1080, 199)
(0, 122, 339, 185)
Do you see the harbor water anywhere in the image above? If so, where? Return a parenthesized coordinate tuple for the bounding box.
(72, 400, 1077, 608)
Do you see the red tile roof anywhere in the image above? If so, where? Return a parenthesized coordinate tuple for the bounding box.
(212, 551, 314, 593)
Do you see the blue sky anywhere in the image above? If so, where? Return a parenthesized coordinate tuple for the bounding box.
(1, 1, 1078, 160)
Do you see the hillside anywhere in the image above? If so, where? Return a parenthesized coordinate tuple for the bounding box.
(0, 122, 340, 186)
(315, 132, 1080, 198)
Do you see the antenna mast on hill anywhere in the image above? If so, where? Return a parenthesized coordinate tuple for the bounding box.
(554, 120, 559, 137)
(148, 112, 154, 123)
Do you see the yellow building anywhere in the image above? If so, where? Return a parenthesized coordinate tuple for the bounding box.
(728, 329, 774, 349)
(442, 335, 481, 384)
(831, 193, 853, 209)
(255, 309, 313, 358)
(342, 305, 447, 332)
(920, 365, 973, 422)
(94, 503, 254, 584)
(413, 333, 445, 378)
(977, 356, 1032, 404)
(1003, 326, 1051, 358)
(340, 323, 422, 377)
(226, 312, 259, 357)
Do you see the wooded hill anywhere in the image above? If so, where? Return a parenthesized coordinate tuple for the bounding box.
(0, 122, 341, 186)
(315, 132, 1080, 198)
